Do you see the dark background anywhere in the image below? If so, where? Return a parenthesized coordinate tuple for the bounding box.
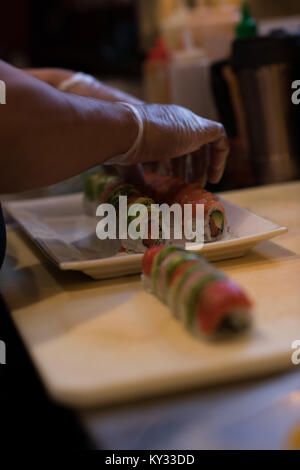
(0, 0, 141, 76)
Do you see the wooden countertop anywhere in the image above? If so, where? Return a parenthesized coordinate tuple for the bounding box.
(0, 181, 300, 411)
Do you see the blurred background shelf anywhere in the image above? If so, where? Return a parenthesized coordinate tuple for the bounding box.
(1, 0, 299, 199)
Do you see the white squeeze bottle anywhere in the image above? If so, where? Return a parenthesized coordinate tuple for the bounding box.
(160, 0, 190, 53)
(190, 0, 239, 61)
(169, 29, 218, 120)
(143, 36, 171, 104)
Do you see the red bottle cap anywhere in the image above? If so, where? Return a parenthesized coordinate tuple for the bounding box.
(147, 37, 170, 61)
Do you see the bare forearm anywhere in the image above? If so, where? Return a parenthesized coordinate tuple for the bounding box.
(0, 61, 137, 193)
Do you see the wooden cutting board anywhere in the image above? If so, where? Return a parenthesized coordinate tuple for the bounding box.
(1, 182, 300, 408)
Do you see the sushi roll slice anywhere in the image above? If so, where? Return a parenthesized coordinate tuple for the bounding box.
(167, 260, 201, 317)
(141, 245, 164, 292)
(83, 174, 166, 253)
(141, 246, 252, 339)
(83, 173, 119, 215)
(173, 186, 214, 205)
(192, 279, 252, 336)
(148, 175, 186, 204)
(150, 245, 185, 295)
(176, 196, 226, 242)
(127, 196, 155, 227)
(155, 250, 200, 302)
(176, 190, 226, 243)
(177, 270, 223, 325)
(107, 183, 140, 212)
(145, 172, 227, 242)
(84, 171, 228, 251)
(203, 200, 227, 242)
(122, 195, 165, 253)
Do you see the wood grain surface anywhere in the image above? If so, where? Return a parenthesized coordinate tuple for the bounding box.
(1, 181, 299, 408)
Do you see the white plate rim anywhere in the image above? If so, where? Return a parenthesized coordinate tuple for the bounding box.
(4, 194, 288, 272)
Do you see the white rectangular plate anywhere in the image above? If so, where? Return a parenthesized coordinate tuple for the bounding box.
(5, 192, 287, 279)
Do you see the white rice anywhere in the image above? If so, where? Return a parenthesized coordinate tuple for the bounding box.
(204, 204, 226, 242)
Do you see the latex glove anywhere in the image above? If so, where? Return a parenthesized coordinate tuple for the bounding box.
(106, 103, 229, 184)
(26, 69, 144, 105)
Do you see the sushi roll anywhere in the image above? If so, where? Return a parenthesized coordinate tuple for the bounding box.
(145, 172, 227, 242)
(203, 200, 227, 242)
(142, 246, 252, 338)
(106, 183, 140, 212)
(83, 171, 228, 251)
(122, 195, 165, 253)
(83, 173, 119, 215)
(192, 279, 252, 336)
(155, 250, 200, 302)
(83, 173, 165, 253)
(172, 188, 226, 243)
(145, 173, 186, 204)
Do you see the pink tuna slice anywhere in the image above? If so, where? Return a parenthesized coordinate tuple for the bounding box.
(176, 267, 215, 318)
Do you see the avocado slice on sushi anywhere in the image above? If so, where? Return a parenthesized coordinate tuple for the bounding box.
(84, 173, 106, 201)
(84, 177, 95, 201)
(107, 184, 139, 210)
(167, 262, 201, 316)
(165, 253, 200, 287)
(156, 251, 200, 302)
(84, 173, 118, 201)
(96, 175, 118, 200)
(151, 246, 184, 294)
(210, 210, 224, 238)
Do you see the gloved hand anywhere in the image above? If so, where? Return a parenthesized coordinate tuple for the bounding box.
(106, 102, 229, 185)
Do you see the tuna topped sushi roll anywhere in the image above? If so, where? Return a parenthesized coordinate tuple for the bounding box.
(145, 172, 227, 242)
(83, 171, 229, 252)
(142, 246, 252, 338)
